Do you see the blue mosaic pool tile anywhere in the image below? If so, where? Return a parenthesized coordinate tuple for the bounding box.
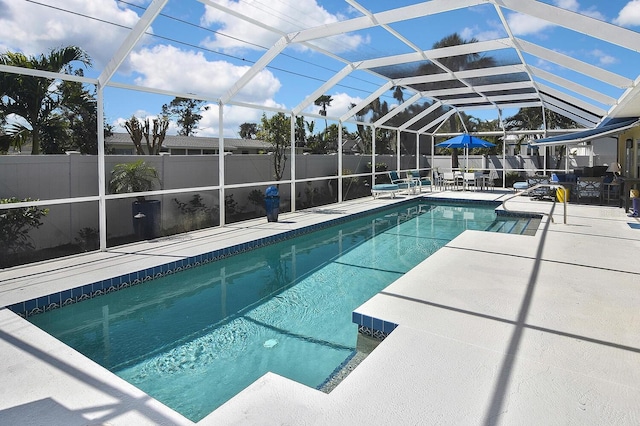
(36, 295, 48, 308)
(362, 315, 373, 329)
(8, 302, 24, 316)
(72, 287, 84, 299)
(49, 292, 61, 305)
(352, 312, 362, 325)
(383, 321, 397, 334)
(372, 317, 384, 332)
(60, 289, 72, 301)
(82, 284, 93, 295)
(24, 299, 36, 312)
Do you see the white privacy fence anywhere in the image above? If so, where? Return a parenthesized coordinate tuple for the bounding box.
(0, 152, 597, 256)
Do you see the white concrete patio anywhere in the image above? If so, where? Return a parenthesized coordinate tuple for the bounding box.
(1, 190, 639, 425)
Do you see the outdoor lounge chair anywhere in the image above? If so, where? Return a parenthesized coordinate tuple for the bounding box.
(371, 184, 401, 199)
(408, 170, 432, 192)
(388, 171, 417, 194)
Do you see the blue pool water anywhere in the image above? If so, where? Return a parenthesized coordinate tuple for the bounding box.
(29, 200, 499, 421)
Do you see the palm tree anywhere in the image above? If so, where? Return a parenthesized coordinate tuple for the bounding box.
(424, 34, 496, 169)
(108, 160, 160, 202)
(392, 86, 404, 103)
(505, 107, 578, 168)
(0, 46, 91, 154)
(314, 95, 333, 133)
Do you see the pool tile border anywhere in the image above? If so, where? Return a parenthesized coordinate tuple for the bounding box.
(7, 200, 419, 319)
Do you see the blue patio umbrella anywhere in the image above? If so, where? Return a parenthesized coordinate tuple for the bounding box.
(435, 134, 496, 171)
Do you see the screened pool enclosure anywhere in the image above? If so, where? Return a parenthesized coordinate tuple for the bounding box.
(2, 0, 640, 265)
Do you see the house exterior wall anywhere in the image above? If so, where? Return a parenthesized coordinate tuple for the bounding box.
(620, 128, 640, 178)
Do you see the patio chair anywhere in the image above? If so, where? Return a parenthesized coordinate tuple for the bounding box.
(388, 171, 417, 194)
(576, 176, 604, 203)
(484, 170, 496, 191)
(442, 172, 460, 190)
(462, 172, 477, 191)
(388, 170, 403, 184)
(408, 170, 432, 192)
(432, 170, 444, 190)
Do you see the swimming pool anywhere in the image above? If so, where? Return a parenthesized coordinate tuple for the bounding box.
(28, 199, 500, 421)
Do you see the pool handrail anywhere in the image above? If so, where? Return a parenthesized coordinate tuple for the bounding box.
(502, 183, 568, 225)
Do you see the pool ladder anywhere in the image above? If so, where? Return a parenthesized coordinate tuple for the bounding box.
(501, 183, 568, 225)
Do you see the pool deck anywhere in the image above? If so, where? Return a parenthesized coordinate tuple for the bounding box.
(1, 189, 639, 425)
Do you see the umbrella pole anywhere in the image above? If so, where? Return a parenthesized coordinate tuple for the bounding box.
(465, 146, 469, 172)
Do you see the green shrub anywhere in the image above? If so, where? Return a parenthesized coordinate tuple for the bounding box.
(0, 198, 49, 256)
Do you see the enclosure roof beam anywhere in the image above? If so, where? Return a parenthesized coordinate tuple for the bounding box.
(497, 0, 640, 53)
(398, 101, 443, 131)
(291, 0, 486, 44)
(418, 109, 456, 134)
(98, 0, 168, 88)
(373, 93, 423, 127)
(292, 63, 359, 116)
(220, 36, 292, 105)
(339, 81, 394, 122)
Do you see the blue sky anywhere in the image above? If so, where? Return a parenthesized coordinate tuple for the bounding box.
(2, 0, 640, 138)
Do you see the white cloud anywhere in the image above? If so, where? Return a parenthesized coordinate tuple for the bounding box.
(460, 26, 502, 42)
(555, 0, 580, 11)
(590, 49, 617, 66)
(0, 0, 140, 67)
(128, 45, 281, 104)
(614, 1, 640, 26)
(507, 12, 552, 36)
(200, 0, 366, 54)
(197, 105, 267, 138)
(552, 0, 605, 19)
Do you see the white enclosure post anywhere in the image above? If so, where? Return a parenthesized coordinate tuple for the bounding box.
(218, 102, 225, 226)
(290, 113, 296, 212)
(372, 125, 377, 186)
(97, 85, 107, 251)
(338, 122, 343, 203)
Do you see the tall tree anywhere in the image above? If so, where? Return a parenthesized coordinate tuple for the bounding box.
(257, 113, 290, 181)
(0, 46, 91, 154)
(58, 68, 112, 154)
(239, 122, 258, 139)
(295, 115, 306, 147)
(392, 86, 404, 103)
(314, 95, 333, 133)
(123, 115, 170, 155)
(424, 34, 496, 168)
(161, 97, 208, 136)
(350, 98, 393, 154)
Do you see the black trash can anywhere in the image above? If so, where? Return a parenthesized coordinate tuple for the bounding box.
(132, 200, 161, 239)
(265, 186, 280, 222)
